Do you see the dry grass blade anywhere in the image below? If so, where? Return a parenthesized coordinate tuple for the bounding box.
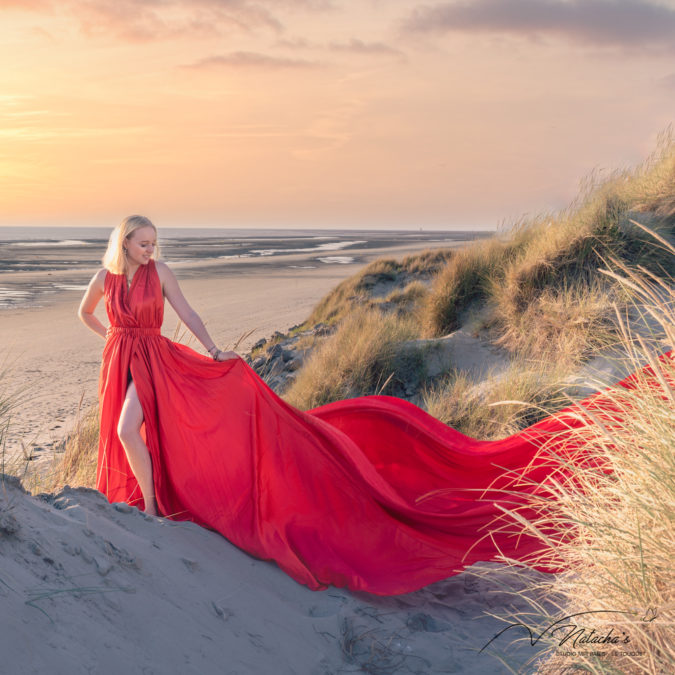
(231, 327, 258, 352)
(375, 371, 395, 396)
(629, 218, 675, 254)
(171, 319, 198, 347)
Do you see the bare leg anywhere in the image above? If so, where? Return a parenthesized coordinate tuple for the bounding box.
(117, 380, 158, 516)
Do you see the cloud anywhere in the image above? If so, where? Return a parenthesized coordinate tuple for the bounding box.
(0, 1, 53, 7)
(181, 51, 321, 69)
(272, 0, 335, 8)
(73, 0, 283, 42)
(0, 94, 35, 106)
(0, 0, 335, 42)
(0, 125, 153, 142)
(276, 37, 316, 50)
(276, 36, 405, 60)
(401, 0, 675, 49)
(328, 38, 404, 57)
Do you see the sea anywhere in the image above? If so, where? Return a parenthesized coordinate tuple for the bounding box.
(0, 226, 492, 309)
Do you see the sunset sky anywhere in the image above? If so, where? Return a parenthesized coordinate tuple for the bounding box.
(1, 0, 675, 230)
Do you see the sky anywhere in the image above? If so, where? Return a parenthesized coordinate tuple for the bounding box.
(1, 0, 675, 231)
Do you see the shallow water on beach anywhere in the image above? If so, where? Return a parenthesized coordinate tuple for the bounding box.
(0, 226, 491, 309)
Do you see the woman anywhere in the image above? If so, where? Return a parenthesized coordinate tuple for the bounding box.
(79, 215, 241, 517)
(79, 215, 669, 596)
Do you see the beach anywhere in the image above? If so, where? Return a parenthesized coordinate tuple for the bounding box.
(0, 229, 485, 473)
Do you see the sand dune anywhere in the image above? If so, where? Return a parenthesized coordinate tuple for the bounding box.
(0, 475, 550, 674)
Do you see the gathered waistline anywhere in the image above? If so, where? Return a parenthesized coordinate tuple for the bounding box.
(108, 326, 161, 336)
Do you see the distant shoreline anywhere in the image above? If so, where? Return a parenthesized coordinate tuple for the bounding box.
(0, 224, 495, 241)
(0, 228, 491, 310)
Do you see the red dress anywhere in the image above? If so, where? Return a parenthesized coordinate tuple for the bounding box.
(97, 259, 672, 595)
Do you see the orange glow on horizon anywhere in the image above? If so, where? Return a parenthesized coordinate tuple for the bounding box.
(1, 1, 673, 230)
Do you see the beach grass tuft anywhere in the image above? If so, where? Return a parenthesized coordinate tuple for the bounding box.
(283, 306, 422, 409)
(0, 360, 37, 486)
(41, 403, 100, 492)
(420, 236, 519, 337)
(420, 357, 573, 440)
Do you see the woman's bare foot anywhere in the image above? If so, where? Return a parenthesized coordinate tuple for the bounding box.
(144, 495, 158, 517)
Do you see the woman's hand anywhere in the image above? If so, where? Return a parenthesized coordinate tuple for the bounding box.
(215, 350, 240, 362)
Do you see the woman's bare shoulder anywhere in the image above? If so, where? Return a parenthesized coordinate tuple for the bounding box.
(154, 260, 175, 281)
(91, 267, 108, 288)
(79, 268, 107, 309)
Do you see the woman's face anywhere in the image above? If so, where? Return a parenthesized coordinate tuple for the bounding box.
(124, 226, 156, 267)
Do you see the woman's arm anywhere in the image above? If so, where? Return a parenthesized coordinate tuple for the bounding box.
(78, 268, 108, 339)
(156, 261, 239, 361)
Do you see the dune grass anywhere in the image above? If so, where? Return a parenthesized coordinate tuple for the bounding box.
(0, 358, 37, 486)
(261, 132, 675, 413)
(2, 396, 100, 495)
(492, 276, 623, 368)
(471, 230, 674, 675)
(297, 132, 675, 409)
(40, 403, 99, 493)
(0, 366, 14, 480)
(382, 280, 429, 314)
(301, 248, 455, 329)
(283, 306, 423, 410)
(420, 236, 522, 337)
(421, 129, 675, 371)
(420, 357, 574, 440)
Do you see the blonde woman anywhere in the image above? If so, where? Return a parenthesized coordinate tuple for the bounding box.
(78, 215, 239, 516)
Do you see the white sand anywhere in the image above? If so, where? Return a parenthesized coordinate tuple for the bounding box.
(0, 475, 550, 674)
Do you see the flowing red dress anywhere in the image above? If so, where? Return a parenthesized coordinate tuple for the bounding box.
(96, 259, 672, 596)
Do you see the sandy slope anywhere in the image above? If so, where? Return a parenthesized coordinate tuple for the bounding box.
(0, 475, 550, 674)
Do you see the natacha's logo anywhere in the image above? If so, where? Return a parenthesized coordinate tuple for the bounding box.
(479, 608, 658, 653)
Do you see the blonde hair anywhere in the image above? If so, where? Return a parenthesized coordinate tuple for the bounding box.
(102, 215, 161, 274)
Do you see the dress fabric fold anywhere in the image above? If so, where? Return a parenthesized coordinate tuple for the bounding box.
(96, 259, 672, 595)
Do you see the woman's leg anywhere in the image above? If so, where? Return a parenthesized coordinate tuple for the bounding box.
(117, 380, 158, 516)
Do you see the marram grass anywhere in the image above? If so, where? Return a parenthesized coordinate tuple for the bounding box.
(283, 305, 421, 410)
(472, 227, 674, 675)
